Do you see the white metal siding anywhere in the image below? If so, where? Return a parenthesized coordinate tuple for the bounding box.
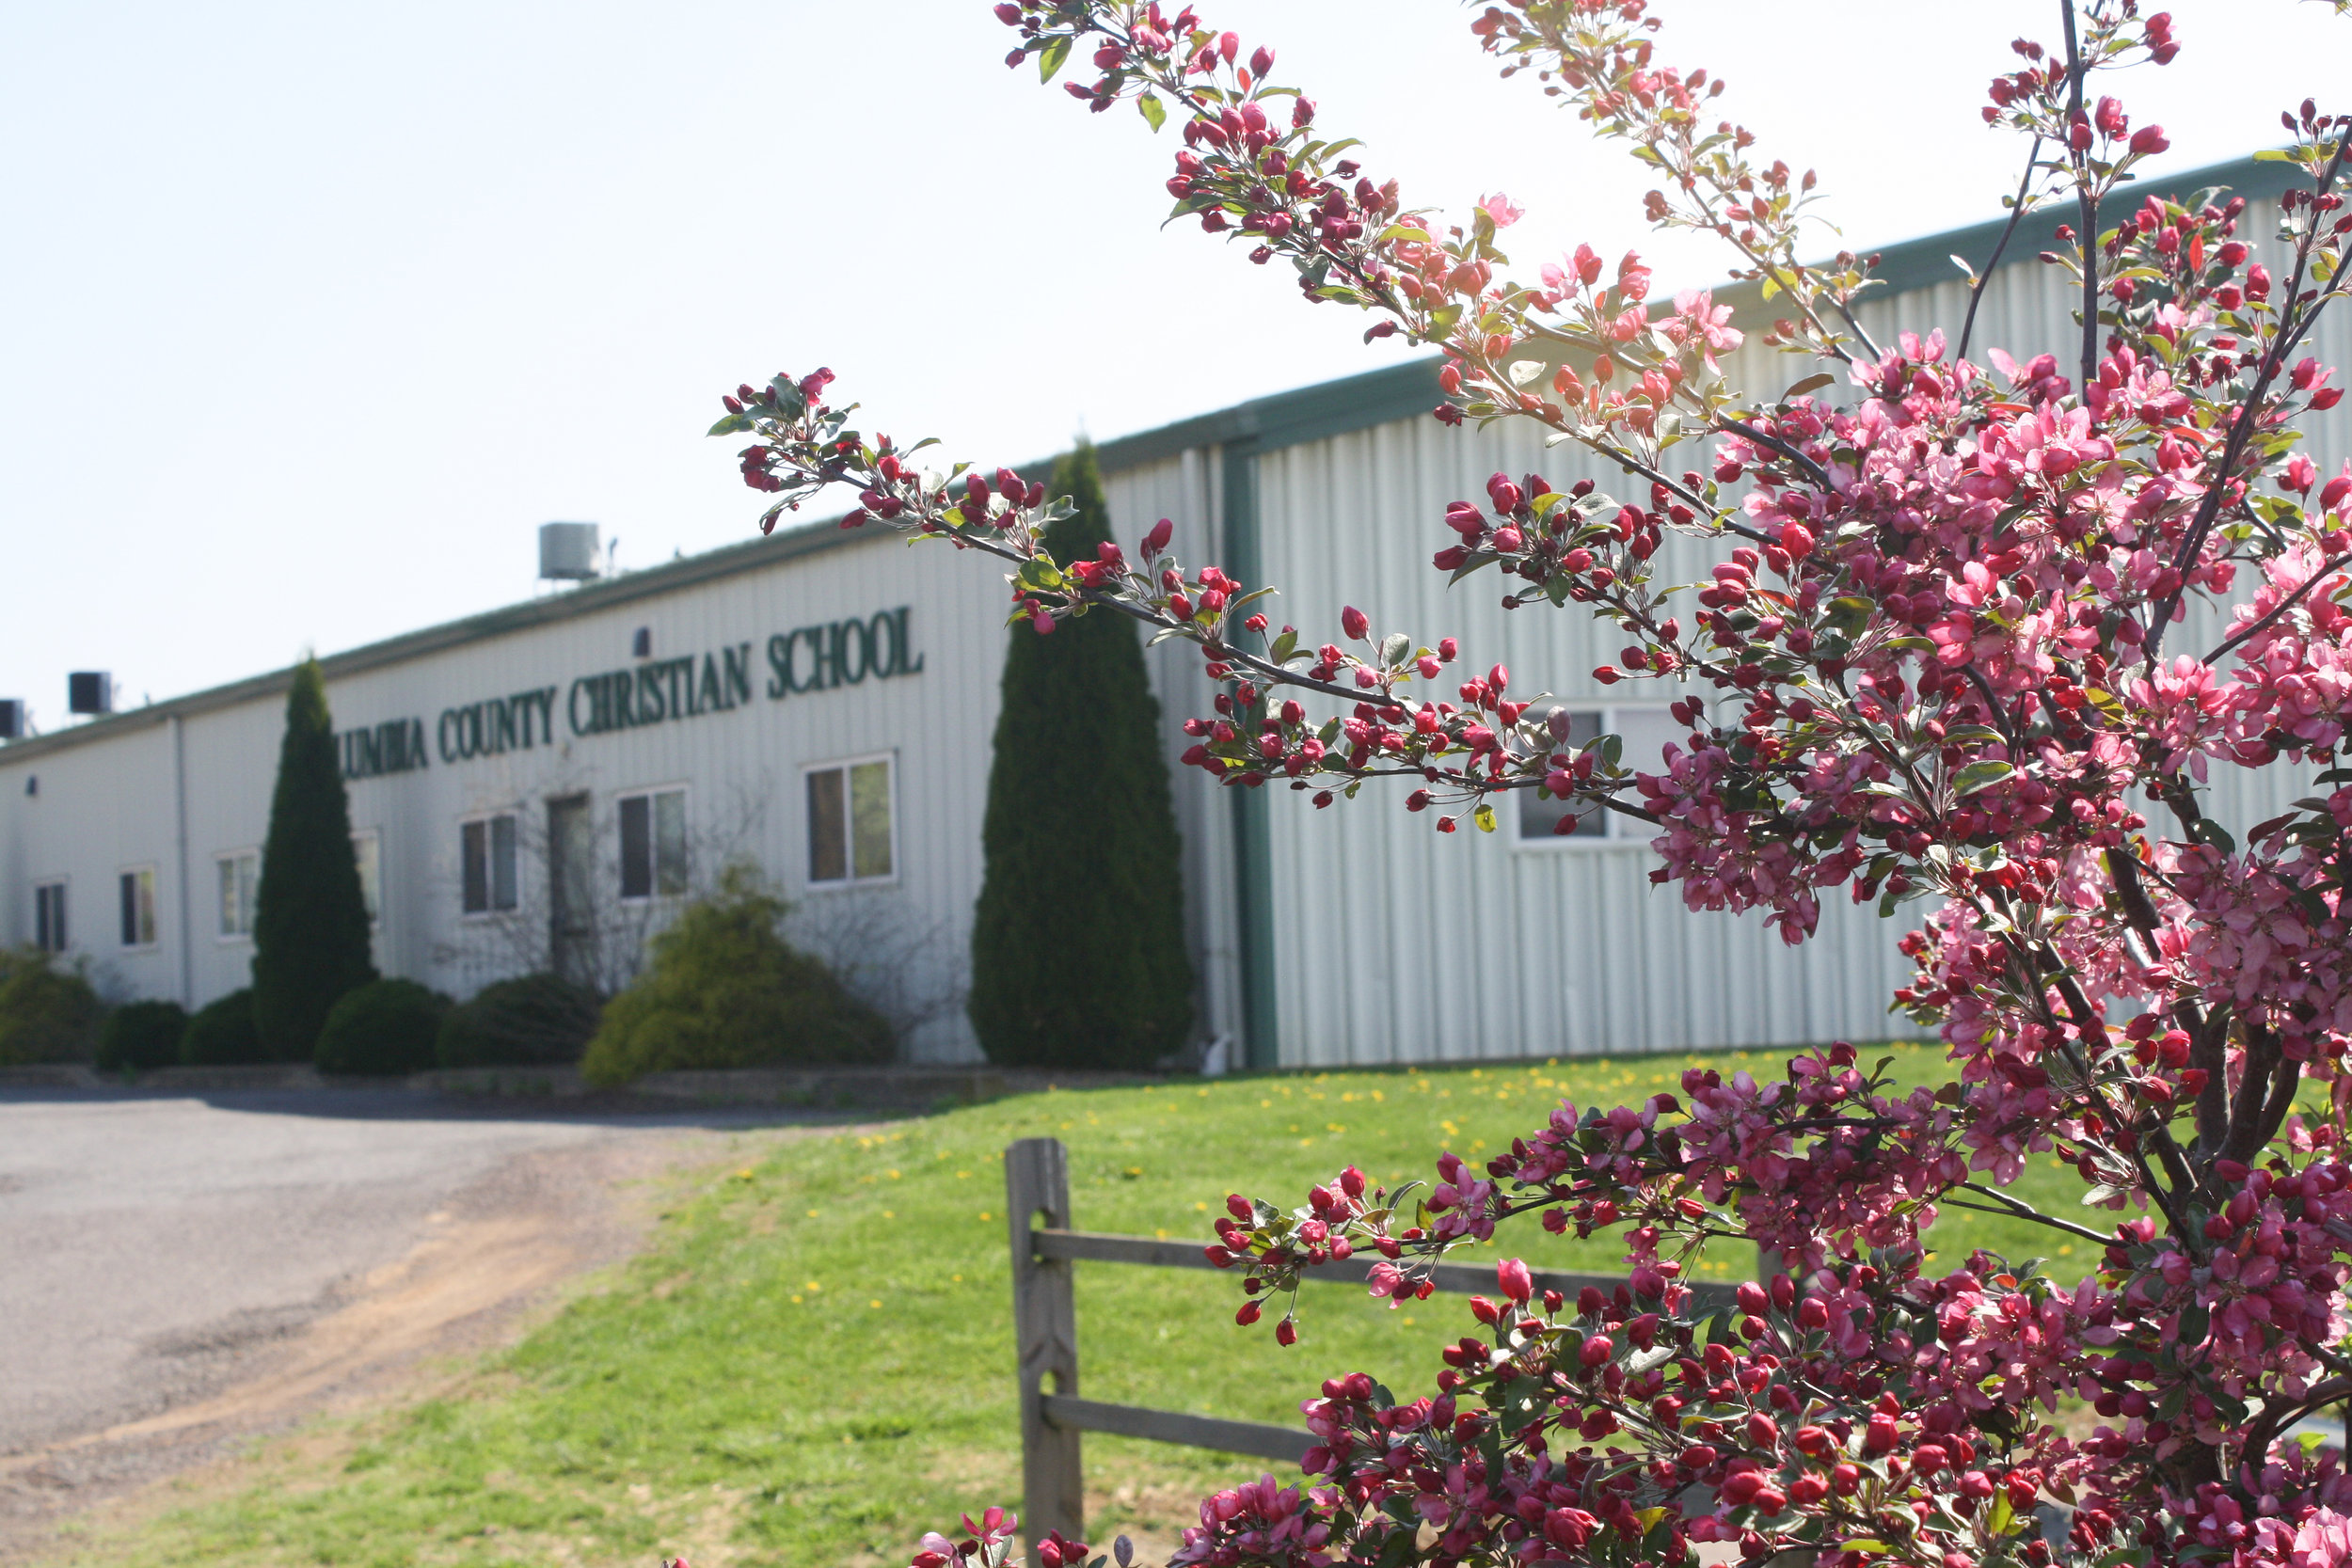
(2, 176, 2340, 1072)
(0, 531, 1012, 1063)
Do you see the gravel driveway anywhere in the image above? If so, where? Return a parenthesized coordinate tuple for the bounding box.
(0, 1085, 818, 1552)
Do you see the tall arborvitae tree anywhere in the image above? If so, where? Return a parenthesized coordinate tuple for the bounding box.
(969, 443, 1194, 1069)
(251, 657, 377, 1060)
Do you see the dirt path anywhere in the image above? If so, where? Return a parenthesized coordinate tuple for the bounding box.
(0, 1092, 835, 1562)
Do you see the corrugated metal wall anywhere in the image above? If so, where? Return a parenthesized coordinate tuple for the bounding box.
(0, 532, 1014, 1063)
(1120, 180, 2345, 1068)
(2, 164, 2339, 1072)
(1102, 450, 1248, 1054)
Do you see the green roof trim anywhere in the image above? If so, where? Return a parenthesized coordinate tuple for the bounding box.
(0, 514, 892, 764)
(4, 153, 2291, 766)
(1712, 150, 2294, 325)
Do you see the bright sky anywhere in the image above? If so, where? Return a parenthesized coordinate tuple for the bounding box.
(8, 1, 2352, 722)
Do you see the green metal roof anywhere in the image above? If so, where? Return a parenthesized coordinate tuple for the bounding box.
(0, 152, 2282, 764)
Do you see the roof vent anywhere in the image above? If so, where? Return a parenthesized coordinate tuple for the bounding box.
(68, 673, 112, 715)
(0, 700, 23, 739)
(538, 521, 601, 582)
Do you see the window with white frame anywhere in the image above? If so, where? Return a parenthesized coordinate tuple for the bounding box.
(460, 813, 519, 915)
(617, 788, 688, 900)
(804, 755, 894, 886)
(33, 880, 67, 954)
(1516, 705, 1684, 845)
(119, 867, 157, 948)
(352, 831, 381, 925)
(216, 851, 259, 938)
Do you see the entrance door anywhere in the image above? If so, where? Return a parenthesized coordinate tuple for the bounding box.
(548, 794, 595, 987)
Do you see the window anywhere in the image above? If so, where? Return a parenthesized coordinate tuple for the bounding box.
(352, 831, 381, 925)
(216, 851, 259, 938)
(804, 755, 894, 886)
(119, 868, 156, 948)
(461, 813, 519, 914)
(33, 880, 67, 954)
(1516, 705, 1684, 846)
(619, 788, 687, 900)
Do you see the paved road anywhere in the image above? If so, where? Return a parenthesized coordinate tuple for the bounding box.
(0, 1088, 794, 1456)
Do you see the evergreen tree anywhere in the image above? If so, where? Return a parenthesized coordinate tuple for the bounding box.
(251, 657, 376, 1059)
(969, 443, 1194, 1069)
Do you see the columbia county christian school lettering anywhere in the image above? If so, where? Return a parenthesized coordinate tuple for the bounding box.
(337, 606, 920, 780)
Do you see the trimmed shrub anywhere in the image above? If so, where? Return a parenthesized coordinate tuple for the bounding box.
(580, 864, 890, 1087)
(181, 989, 265, 1065)
(97, 999, 190, 1072)
(315, 979, 451, 1077)
(968, 441, 1195, 1069)
(0, 947, 104, 1066)
(251, 657, 377, 1059)
(436, 973, 602, 1069)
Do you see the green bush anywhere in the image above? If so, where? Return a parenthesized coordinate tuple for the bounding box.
(436, 973, 602, 1069)
(0, 947, 104, 1066)
(181, 989, 265, 1065)
(580, 865, 890, 1087)
(315, 979, 451, 1077)
(969, 441, 1195, 1069)
(97, 999, 190, 1072)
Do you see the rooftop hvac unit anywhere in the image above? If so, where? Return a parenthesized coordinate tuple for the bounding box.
(0, 700, 23, 739)
(538, 521, 601, 582)
(68, 672, 112, 715)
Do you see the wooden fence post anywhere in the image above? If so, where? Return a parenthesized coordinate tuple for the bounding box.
(1008, 1136, 1084, 1550)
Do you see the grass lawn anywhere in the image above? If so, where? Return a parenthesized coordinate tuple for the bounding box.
(65, 1045, 2094, 1568)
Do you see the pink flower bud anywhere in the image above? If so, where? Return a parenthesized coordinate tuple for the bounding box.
(1249, 45, 1274, 77)
(2130, 124, 2169, 155)
(1235, 1300, 1261, 1326)
(1497, 1258, 1533, 1304)
(993, 2, 1022, 21)
(1341, 605, 1370, 640)
(1217, 30, 1239, 62)
(1578, 1334, 1612, 1368)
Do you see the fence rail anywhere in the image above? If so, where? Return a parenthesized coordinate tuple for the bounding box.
(1005, 1136, 1735, 1548)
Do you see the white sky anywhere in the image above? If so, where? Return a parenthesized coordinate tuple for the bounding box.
(8, 1, 2352, 722)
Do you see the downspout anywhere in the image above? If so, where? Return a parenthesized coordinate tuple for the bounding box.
(171, 713, 193, 1008)
(1218, 442, 1279, 1071)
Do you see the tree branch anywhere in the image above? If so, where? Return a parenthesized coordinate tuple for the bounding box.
(1959, 135, 2046, 367)
(1951, 1181, 2120, 1244)
(2059, 0, 2100, 396)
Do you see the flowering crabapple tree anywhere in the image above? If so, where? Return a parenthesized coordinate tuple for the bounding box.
(710, 1, 2352, 1564)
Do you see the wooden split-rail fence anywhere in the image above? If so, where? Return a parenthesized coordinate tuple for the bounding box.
(1004, 1136, 1738, 1547)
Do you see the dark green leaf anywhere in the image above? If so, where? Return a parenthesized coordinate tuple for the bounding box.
(1951, 760, 2014, 798)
